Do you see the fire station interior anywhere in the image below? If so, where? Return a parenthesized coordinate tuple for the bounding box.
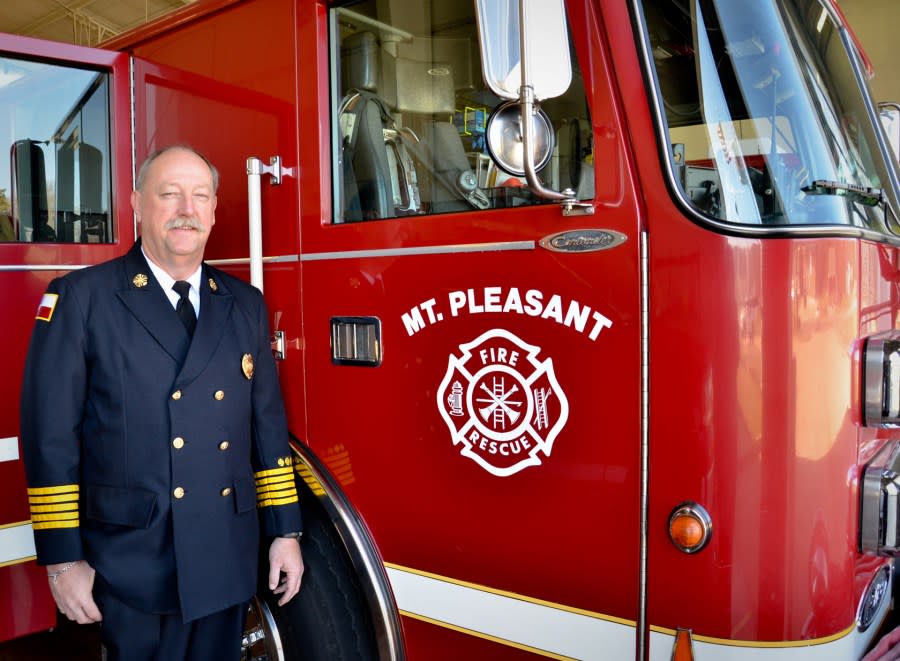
(0, 58, 111, 244)
(332, 0, 593, 223)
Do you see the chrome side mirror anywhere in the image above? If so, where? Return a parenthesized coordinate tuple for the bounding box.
(475, 0, 591, 214)
(475, 0, 572, 102)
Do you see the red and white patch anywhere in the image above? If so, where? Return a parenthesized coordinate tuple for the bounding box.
(437, 329, 568, 477)
(35, 293, 58, 322)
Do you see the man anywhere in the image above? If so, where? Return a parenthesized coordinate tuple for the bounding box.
(20, 145, 304, 660)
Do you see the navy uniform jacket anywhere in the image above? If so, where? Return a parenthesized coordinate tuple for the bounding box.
(20, 240, 302, 622)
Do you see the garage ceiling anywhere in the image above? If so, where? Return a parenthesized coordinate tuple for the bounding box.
(0, 0, 195, 47)
(0, 0, 897, 106)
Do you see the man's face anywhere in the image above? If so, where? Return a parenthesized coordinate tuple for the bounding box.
(132, 149, 217, 271)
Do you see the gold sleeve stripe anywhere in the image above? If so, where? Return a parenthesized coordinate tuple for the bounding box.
(257, 481, 298, 497)
(255, 479, 296, 493)
(254, 466, 294, 480)
(27, 485, 80, 496)
(257, 494, 299, 508)
(28, 494, 79, 505)
(257, 489, 298, 503)
(257, 485, 298, 497)
(257, 478, 298, 492)
(30, 503, 79, 513)
(255, 473, 295, 487)
(33, 520, 80, 530)
(31, 512, 79, 522)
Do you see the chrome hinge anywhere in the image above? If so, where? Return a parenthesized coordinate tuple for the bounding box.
(271, 330, 286, 360)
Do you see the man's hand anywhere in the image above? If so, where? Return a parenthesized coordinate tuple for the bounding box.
(46, 560, 102, 624)
(268, 537, 304, 606)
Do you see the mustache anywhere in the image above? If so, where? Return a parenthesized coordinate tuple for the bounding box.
(164, 217, 204, 231)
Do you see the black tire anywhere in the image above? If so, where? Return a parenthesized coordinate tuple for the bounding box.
(254, 487, 379, 661)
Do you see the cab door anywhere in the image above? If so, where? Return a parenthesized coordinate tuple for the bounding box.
(300, 1, 644, 658)
(0, 34, 132, 643)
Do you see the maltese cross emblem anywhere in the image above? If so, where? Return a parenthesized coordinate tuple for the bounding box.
(437, 329, 569, 477)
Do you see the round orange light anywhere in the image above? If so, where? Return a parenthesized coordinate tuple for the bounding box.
(668, 502, 712, 553)
(670, 514, 704, 549)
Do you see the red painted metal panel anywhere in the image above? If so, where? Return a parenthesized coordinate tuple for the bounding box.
(127, 0, 308, 445)
(0, 35, 133, 643)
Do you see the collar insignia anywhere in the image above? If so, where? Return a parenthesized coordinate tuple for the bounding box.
(208, 277, 218, 292)
(133, 274, 149, 288)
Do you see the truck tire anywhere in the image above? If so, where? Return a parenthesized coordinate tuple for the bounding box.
(244, 488, 379, 661)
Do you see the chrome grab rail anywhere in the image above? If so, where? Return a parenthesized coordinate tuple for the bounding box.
(246, 155, 288, 292)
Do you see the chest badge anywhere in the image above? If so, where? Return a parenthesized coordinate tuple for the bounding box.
(241, 354, 254, 380)
(437, 329, 568, 477)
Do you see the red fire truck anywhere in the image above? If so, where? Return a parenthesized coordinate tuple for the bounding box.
(2, 0, 900, 658)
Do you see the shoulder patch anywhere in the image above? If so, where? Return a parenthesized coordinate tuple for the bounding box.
(35, 293, 59, 322)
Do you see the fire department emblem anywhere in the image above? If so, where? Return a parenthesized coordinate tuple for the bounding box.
(437, 329, 568, 477)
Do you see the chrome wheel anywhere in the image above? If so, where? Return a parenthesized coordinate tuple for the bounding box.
(242, 596, 285, 661)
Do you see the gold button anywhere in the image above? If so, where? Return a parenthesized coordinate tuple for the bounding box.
(219, 441, 230, 451)
(220, 487, 232, 497)
(172, 390, 182, 400)
(214, 390, 225, 401)
(173, 487, 185, 499)
(172, 437, 185, 449)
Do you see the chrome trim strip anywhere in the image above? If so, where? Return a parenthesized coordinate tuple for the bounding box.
(0, 255, 300, 272)
(291, 439, 406, 661)
(0, 264, 88, 272)
(129, 56, 138, 243)
(637, 230, 650, 659)
(301, 241, 535, 262)
(206, 254, 299, 266)
(628, 0, 900, 246)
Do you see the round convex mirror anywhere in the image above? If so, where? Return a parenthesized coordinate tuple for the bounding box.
(485, 100, 555, 177)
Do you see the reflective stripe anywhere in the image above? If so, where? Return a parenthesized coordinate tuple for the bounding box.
(387, 562, 886, 660)
(647, 626, 865, 660)
(0, 437, 19, 463)
(0, 522, 36, 566)
(385, 564, 634, 660)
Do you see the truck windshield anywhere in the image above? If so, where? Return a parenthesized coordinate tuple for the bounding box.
(640, 0, 893, 230)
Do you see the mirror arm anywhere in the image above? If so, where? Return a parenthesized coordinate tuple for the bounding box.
(518, 86, 567, 202)
(517, 1, 565, 202)
(517, 1, 592, 215)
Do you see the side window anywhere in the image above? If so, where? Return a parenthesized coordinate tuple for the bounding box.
(331, 0, 592, 223)
(640, 0, 889, 229)
(0, 57, 113, 243)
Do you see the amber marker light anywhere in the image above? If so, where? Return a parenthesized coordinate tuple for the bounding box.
(668, 502, 712, 554)
(671, 628, 695, 661)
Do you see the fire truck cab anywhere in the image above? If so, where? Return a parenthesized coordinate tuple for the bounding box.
(2, 0, 900, 659)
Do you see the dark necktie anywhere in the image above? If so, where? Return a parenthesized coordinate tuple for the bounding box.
(172, 280, 196, 337)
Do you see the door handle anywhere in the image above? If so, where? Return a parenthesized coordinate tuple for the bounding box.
(245, 155, 289, 292)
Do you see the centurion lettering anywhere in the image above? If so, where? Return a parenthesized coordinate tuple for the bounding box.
(402, 287, 612, 339)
